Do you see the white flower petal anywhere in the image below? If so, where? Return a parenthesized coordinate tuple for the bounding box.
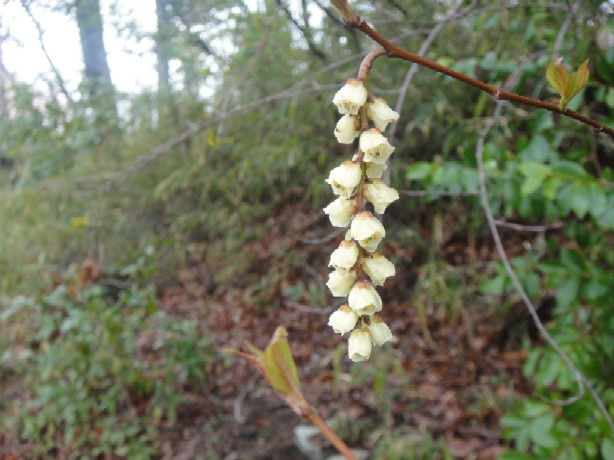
(366, 162, 387, 179)
(332, 79, 368, 115)
(334, 114, 360, 144)
(323, 197, 356, 227)
(329, 240, 359, 270)
(328, 305, 359, 334)
(359, 129, 395, 164)
(367, 98, 399, 132)
(326, 161, 362, 198)
(363, 179, 399, 213)
(326, 269, 357, 297)
(368, 316, 393, 346)
(348, 281, 382, 316)
(348, 327, 372, 361)
(362, 253, 395, 286)
(350, 211, 385, 252)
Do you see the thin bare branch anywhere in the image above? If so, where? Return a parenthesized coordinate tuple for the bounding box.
(475, 103, 614, 433)
(20, 0, 73, 103)
(493, 219, 564, 232)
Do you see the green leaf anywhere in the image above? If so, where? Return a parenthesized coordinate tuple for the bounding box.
(602, 438, 614, 460)
(556, 277, 579, 307)
(551, 161, 589, 179)
(530, 414, 558, 448)
(569, 183, 590, 218)
(546, 58, 570, 97)
(588, 183, 607, 218)
(597, 194, 614, 229)
(542, 177, 562, 200)
(564, 59, 590, 101)
(263, 327, 301, 397)
(560, 248, 587, 272)
(535, 355, 560, 387)
(520, 136, 555, 162)
(519, 162, 550, 195)
(582, 279, 607, 301)
(480, 275, 506, 294)
(406, 162, 435, 180)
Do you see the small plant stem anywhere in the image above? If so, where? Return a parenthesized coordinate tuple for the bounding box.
(348, 18, 614, 137)
(357, 48, 386, 81)
(303, 404, 359, 460)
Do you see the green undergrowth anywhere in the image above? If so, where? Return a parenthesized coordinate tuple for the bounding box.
(0, 262, 214, 458)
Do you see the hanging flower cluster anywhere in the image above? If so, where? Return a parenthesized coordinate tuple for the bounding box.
(324, 78, 400, 362)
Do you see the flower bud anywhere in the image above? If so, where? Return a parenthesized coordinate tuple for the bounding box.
(348, 281, 382, 316)
(368, 315, 393, 346)
(359, 129, 395, 164)
(328, 305, 359, 334)
(361, 253, 395, 286)
(326, 161, 362, 198)
(348, 327, 372, 362)
(363, 179, 399, 214)
(350, 211, 385, 252)
(326, 269, 357, 297)
(334, 114, 360, 144)
(329, 240, 359, 270)
(323, 197, 356, 227)
(367, 98, 399, 132)
(332, 79, 368, 115)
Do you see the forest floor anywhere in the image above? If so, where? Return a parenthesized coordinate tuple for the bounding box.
(154, 202, 536, 460)
(0, 203, 539, 459)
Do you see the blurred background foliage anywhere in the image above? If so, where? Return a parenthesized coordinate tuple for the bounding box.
(1, 0, 614, 457)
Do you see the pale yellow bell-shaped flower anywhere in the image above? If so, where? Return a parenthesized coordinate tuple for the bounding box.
(348, 327, 372, 362)
(326, 160, 362, 198)
(350, 211, 385, 252)
(329, 240, 360, 270)
(348, 281, 382, 315)
(363, 179, 399, 213)
(334, 114, 360, 144)
(326, 269, 357, 297)
(367, 97, 399, 132)
(361, 252, 395, 286)
(359, 128, 395, 164)
(368, 315, 393, 346)
(328, 305, 359, 335)
(323, 197, 356, 227)
(332, 79, 368, 115)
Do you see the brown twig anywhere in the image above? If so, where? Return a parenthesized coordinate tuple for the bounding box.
(302, 405, 359, 460)
(346, 16, 614, 137)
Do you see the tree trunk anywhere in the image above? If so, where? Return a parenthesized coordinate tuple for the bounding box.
(155, 0, 172, 94)
(74, 0, 117, 119)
